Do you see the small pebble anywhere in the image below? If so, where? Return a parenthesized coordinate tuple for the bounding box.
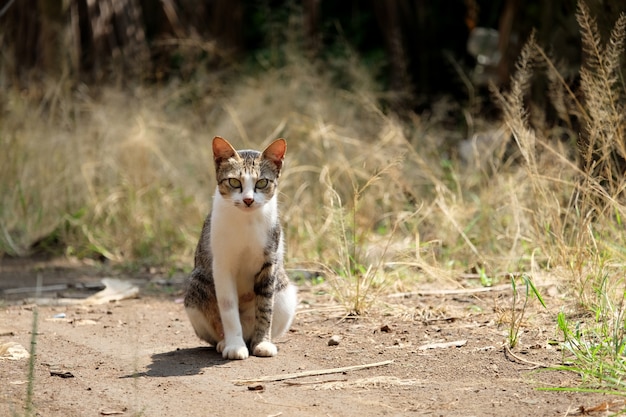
(328, 335, 341, 346)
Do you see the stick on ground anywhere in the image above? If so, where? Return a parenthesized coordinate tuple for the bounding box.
(232, 359, 394, 386)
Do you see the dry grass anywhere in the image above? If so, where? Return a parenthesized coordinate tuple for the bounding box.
(492, 2, 626, 305)
(0, 86, 212, 264)
(0, 2, 625, 318)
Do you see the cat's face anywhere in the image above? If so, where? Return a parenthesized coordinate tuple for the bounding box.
(212, 137, 286, 211)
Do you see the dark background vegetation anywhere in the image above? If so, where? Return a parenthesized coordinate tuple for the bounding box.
(1, 0, 624, 110)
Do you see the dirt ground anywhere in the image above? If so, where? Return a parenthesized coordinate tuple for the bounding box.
(0, 257, 621, 417)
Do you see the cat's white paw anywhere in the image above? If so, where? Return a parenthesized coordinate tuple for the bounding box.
(218, 340, 249, 360)
(252, 341, 278, 357)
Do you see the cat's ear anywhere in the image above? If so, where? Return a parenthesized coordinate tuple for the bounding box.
(262, 139, 286, 169)
(212, 136, 239, 164)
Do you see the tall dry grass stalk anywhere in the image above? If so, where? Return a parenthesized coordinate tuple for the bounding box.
(493, 1, 626, 304)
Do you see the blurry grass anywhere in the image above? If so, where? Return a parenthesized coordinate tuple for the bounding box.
(23, 305, 38, 417)
(0, 87, 211, 264)
(0, 3, 624, 324)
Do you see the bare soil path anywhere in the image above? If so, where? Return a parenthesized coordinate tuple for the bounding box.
(0, 258, 618, 416)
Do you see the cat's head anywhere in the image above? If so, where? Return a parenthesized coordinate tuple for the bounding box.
(212, 136, 286, 211)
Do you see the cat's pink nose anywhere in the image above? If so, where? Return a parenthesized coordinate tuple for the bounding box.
(243, 198, 254, 207)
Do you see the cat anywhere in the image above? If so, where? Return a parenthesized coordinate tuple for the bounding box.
(184, 136, 297, 360)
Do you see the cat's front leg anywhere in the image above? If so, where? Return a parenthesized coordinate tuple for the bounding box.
(251, 266, 278, 357)
(250, 294, 277, 358)
(216, 302, 249, 359)
(214, 269, 249, 360)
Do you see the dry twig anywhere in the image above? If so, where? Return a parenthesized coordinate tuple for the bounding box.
(232, 360, 394, 385)
(504, 345, 549, 369)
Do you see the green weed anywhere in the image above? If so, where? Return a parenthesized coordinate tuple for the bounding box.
(551, 275, 626, 395)
(508, 273, 546, 348)
(24, 306, 38, 417)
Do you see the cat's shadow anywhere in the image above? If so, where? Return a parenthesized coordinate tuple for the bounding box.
(121, 346, 224, 378)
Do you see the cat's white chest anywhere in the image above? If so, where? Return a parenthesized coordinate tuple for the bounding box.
(210, 190, 276, 281)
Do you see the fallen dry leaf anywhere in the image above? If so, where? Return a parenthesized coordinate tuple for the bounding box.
(0, 342, 30, 360)
(83, 278, 139, 305)
(575, 399, 626, 414)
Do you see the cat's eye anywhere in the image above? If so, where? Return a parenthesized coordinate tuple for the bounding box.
(255, 179, 269, 189)
(228, 178, 242, 188)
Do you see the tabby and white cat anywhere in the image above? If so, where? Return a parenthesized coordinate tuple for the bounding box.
(184, 136, 297, 360)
